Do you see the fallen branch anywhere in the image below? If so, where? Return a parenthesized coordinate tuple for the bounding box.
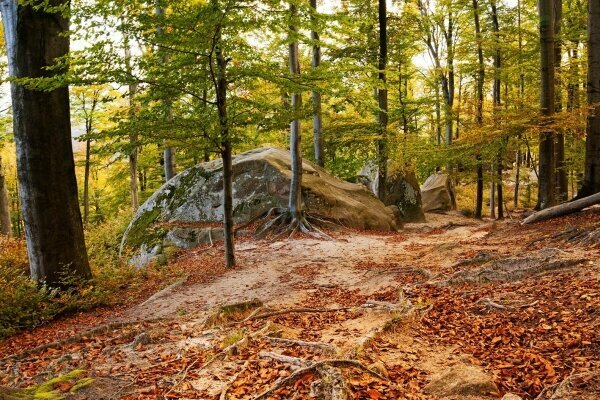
(523, 192, 600, 224)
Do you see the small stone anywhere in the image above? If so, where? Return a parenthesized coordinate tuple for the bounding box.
(502, 394, 523, 400)
(131, 332, 151, 349)
(424, 363, 498, 397)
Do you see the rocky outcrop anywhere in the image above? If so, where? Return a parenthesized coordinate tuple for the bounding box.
(358, 163, 426, 222)
(421, 173, 457, 213)
(121, 147, 399, 266)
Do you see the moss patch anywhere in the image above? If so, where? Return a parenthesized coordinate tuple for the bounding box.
(0, 370, 95, 400)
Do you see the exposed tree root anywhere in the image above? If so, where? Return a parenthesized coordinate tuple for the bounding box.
(253, 356, 388, 400)
(535, 371, 600, 399)
(440, 249, 588, 286)
(253, 207, 338, 240)
(245, 307, 349, 322)
(0, 318, 169, 363)
(264, 336, 338, 354)
(219, 362, 249, 400)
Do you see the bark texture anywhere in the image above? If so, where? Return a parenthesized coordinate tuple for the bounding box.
(377, 0, 388, 200)
(537, 0, 556, 209)
(310, 0, 324, 168)
(288, 4, 303, 219)
(0, 155, 10, 236)
(215, 21, 235, 268)
(472, 0, 485, 219)
(1, 0, 91, 286)
(580, 0, 600, 196)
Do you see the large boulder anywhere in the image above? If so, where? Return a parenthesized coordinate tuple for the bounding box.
(358, 163, 426, 223)
(421, 173, 457, 213)
(121, 147, 399, 266)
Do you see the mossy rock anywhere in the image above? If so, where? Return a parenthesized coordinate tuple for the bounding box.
(121, 147, 399, 267)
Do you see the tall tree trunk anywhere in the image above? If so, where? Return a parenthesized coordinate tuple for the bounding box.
(491, 0, 504, 219)
(123, 35, 139, 211)
(377, 0, 388, 200)
(211, 5, 235, 268)
(580, 0, 600, 196)
(445, 8, 454, 146)
(83, 139, 91, 225)
(309, 0, 324, 168)
(554, 0, 568, 202)
(155, 0, 176, 182)
(0, 0, 91, 286)
(537, 0, 556, 209)
(0, 155, 11, 236)
(515, 0, 524, 208)
(473, 0, 485, 219)
(288, 3, 303, 219)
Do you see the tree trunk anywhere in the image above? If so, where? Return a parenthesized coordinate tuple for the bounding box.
(123, 35, 139, 211)
(491, 0, 504, 219)
(83, 139, 91, 225)
(155, 0, 176, 182)
(213, 11, 235, 268)
(514, 147, 521, 208)
(309, 0, 324, 168)
(554, 0, 568, 202)
(377, 0, 388, 200)
(288, 3, 303, 220)
(580, 0, 600, 196)
(0, 155, 11, 236)
(473, 0, 485, 219)
(537, 0, 556, 209)
(445, 8, 454, 146)
(1, 0, 91, 286)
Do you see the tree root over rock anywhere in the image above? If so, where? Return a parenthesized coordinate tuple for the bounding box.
(251, 207, 338, 240)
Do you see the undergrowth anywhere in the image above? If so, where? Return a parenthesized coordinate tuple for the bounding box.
(0, 213, 182, 339)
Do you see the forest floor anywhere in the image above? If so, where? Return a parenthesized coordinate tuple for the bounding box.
(1, 210, 599, 400)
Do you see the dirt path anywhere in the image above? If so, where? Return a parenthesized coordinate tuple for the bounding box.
(1, 212, 598, 400)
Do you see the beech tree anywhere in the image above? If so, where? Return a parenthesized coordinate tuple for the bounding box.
(0, 0, 92, 286)
(537, 0, 556, 209)
(580, 0, 600, 196)
(377, 0, 388, 200)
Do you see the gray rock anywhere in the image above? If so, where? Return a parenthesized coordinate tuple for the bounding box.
(421, 173, 457, 213)
(424, 363, 498, 397)
(358, 162, 425, 222)
(121, 147, 399, 266)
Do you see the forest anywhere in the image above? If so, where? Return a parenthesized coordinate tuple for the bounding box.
(0, 0, 599, 399)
